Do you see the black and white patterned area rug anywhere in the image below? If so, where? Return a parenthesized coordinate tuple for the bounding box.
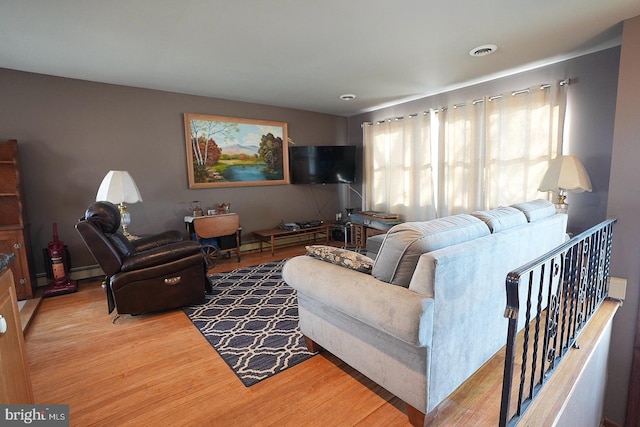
(183, 259, 317, 387)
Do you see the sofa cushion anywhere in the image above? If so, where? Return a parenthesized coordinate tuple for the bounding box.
(511, 199, 556, 222)
(471, 206, 527, 233)
(371, 214, 490, 287)
(306, 245, 374, 274)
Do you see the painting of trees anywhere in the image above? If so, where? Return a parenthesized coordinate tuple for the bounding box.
(188, 119, 240, 182)
(195, 135, 222, 166)
(258, 132, 284, 178)
(184, 113, 289, 188)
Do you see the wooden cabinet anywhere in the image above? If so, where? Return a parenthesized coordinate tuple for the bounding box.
(0, 266, 34, 403)
(0, 140, 34, 300)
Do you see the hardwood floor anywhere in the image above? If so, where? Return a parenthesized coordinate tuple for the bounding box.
(25, 241, 614, 426)
(24, 244, 413, 426)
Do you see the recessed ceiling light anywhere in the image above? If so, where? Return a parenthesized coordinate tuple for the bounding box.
(469, 44, 498, 57)
(340, 94, 357, 101)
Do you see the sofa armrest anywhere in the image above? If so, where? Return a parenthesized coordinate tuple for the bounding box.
(283, 255, 434, 347)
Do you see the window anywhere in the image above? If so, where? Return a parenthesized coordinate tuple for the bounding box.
(363, 82, 567, 218)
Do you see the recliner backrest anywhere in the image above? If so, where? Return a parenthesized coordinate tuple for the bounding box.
(75, 219, 125, 276)
(85, 201, 121, 233)
(75, 201, 133, 276)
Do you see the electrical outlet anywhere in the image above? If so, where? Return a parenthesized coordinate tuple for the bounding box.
(609, 276, 627, 301)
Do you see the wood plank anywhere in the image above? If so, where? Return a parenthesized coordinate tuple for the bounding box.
(18, 296, 41, 333)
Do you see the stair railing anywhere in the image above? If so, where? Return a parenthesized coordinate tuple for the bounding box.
(499, 218, 616, 426)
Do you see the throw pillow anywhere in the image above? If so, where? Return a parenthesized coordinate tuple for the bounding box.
(371, 214, 490, 287)
(306, 245, 374, 274)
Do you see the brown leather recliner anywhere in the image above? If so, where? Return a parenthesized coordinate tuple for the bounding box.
(76, 201, 210, 316)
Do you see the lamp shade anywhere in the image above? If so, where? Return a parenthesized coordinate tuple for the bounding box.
(96, 171, 143, 204)
(538, 155, 592, 193)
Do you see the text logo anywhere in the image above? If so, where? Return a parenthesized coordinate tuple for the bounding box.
(1, 405, 69, 426)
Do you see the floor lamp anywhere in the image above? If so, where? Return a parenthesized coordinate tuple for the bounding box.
(96, 170, 143, 239)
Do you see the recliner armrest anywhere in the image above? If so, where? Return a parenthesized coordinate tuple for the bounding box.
(132, 230, 184, 252)
(121, 240, 202, 272)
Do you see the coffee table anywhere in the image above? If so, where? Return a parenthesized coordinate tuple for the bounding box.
(254, 224, 330, 256)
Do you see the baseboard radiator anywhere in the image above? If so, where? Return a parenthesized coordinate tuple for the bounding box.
(499, 218, 617, 426)
(35, 237, 312, 287)
(35, 265, 104, 287)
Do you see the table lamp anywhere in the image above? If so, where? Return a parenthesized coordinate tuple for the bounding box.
(538, 155, 592, 214)
(96, 170, 143, 238)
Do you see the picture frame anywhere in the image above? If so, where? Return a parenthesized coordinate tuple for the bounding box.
(184, 113, 289, 188)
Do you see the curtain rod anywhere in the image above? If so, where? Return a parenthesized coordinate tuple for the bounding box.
(361, 79, 570, 127)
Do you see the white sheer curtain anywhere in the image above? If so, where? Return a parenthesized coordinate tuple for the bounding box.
(363, 81, 567, 219)
(363, 112, 436, 221)
(484, 84, 566, 208)
(437, 101, 485, 216)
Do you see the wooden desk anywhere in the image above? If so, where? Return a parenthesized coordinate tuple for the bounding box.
(254, 224, 330, 256)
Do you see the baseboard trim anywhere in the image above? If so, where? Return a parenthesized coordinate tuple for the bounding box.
(35, 236, 320, 287)
(36, 265, 104, 287)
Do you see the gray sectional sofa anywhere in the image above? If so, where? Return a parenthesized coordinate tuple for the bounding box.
(282, 200, 568, 425)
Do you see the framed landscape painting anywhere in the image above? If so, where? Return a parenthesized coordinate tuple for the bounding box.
(184, 113, 289, 188)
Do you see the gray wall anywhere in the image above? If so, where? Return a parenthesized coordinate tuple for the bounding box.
(606, 15, 640, 425)
(0, 69, 348, 270)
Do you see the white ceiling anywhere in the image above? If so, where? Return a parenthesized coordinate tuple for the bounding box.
(1, 1, 640, 117)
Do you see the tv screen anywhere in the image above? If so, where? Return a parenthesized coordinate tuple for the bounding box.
(289, 146, 356, 184)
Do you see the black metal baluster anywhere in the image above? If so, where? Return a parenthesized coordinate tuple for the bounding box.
(531, 263, 546, 390)
(518, 271, 535, 414)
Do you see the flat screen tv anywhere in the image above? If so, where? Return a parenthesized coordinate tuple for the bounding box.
(289, 145, 357, 184)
